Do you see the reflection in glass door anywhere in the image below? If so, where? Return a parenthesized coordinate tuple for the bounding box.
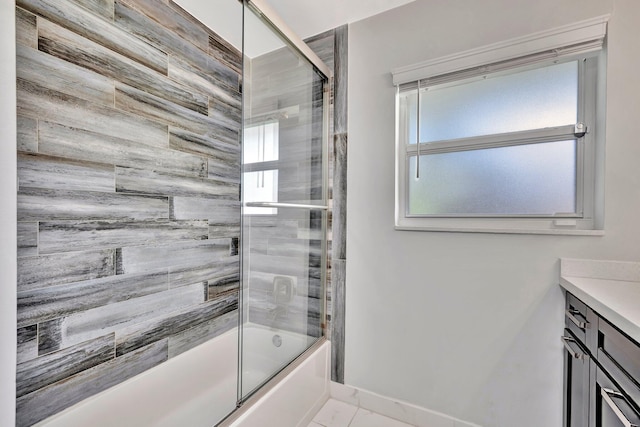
(239, 0, 330, 402)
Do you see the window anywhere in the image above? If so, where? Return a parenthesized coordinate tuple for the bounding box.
(392, 16, 608, 234)
(243, 122, 279, 215)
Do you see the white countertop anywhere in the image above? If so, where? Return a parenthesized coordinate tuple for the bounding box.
(560, 258, 640, 345)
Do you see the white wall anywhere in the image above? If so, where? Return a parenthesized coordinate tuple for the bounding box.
(345, 0, 640, 426)
(1, 2, 17, 427)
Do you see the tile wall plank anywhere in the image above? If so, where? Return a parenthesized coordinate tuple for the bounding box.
(169, 126, 239, 160)
(115, 83, 239, 144)
(67, 0, 114, 21)
(18, 79, 168, 148)
(244, 218, 300, 238)
(209, 92, 241, 127)
(208, 157, 241, 184)
(167, 309, 237, 358)
(119, 0, 209, 51)
(38, 219, 209, 254)
(115, 292, 237, 356)
(115, 166, 238, 199)
(265, 238, 322, 258)
(16, 340, 168, 427)
(17, 116, 37, 153)
(16, 7, 37, 49)
(18, 153, 114, 193)
(17, 222, 37, 258)
(17, 325, 38, 364)
(170, 256, 239, 289)
(17, 270, 169, 327)
(114, 0, 237, 87)
(333, 25, 348, 135)
(209, 224, 241, 239)
(207, 273, 240, 300)
(170, 197, 239, 222)
(117, 239, 231, 275)
(17, 44, 114, 107)
(38, 122, 206, 177)
(17, 0, 168, 73)
(245, 253, 307, 279)
(16, 334, 115, 398)
(304, 29, 335, 69)
(208, 33, 242, 74)
(59, 283, 205, 348)
(38, 318, 62, 356)
(38, 18, 209, 114)
(168, 54, 241, 110)
(18, 249, 115, 293)
(18, 188, 169, 221)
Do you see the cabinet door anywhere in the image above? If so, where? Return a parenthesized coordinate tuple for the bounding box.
(563, 329, 590, 427)
(592, 363, 640, 427)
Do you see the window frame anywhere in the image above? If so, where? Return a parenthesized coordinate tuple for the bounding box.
(394, 52, 604, 235)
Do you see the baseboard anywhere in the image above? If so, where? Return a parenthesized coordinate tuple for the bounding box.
(329, 382, 482, 427)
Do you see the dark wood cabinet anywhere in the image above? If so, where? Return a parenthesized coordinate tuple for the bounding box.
(563, 329, 590, 427)
(591, 360, 640, 427)
(563, 292, 640, 427)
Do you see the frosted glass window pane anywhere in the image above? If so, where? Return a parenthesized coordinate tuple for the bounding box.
(408, 141, 576, 215)
(243, 122, 279, 164)
(243, 170, 278, 215)
(403, 61, 578, 144)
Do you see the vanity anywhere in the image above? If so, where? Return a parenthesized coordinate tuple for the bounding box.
(560, 259, 640, 427)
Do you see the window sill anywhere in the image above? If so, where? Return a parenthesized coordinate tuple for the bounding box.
(394, 225, 605, 236)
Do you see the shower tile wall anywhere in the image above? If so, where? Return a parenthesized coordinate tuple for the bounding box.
(307, 26, 348, 383)
(15, 1, 241, 425)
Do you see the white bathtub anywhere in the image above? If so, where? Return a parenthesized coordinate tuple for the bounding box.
(36, 324, 329, 427)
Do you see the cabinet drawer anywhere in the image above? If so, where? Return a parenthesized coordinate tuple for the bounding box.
(598, 318, 640, 412)
(593, 360, 640, 427)
(566, 293, 596, 351)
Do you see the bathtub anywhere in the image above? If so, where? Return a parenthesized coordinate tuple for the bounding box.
(35, 324, 329, 427)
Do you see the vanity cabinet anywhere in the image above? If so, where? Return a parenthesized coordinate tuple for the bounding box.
(563, 292, 640, 427)
(563, 293, 597, 427)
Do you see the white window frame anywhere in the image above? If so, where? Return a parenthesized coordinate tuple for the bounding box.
(392, 16, 609, 235)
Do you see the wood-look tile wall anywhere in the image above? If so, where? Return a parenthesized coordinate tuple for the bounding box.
(15, 0, 241, 425)
(306, 26, 348, 383)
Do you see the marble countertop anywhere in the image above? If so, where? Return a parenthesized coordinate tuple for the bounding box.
(560, 258, 640, 344)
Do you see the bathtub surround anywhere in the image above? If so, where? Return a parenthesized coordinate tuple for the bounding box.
(15, 0, 241, 424)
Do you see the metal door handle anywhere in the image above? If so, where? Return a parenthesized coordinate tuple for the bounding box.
(561, 336, 586, 360)
(566, 309, 589, 329)
(601, 388, 639, 427)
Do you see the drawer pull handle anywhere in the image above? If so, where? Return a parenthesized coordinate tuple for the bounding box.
(561, 336, 586, 360)
(566, 309, 589, 329)
(601, 388, 639, 427)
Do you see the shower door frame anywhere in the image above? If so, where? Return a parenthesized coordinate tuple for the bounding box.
(234, 0, 333, 413)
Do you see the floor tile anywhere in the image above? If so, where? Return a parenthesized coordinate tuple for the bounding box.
(307, 423, 324, 427)
(312, 398, 358, 427)
(349, 408, 415, 427)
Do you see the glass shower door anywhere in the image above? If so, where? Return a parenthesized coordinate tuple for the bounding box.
(239, 0, 330, 401)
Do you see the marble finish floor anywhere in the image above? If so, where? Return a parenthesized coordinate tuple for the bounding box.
(308, 399, 416, 427)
